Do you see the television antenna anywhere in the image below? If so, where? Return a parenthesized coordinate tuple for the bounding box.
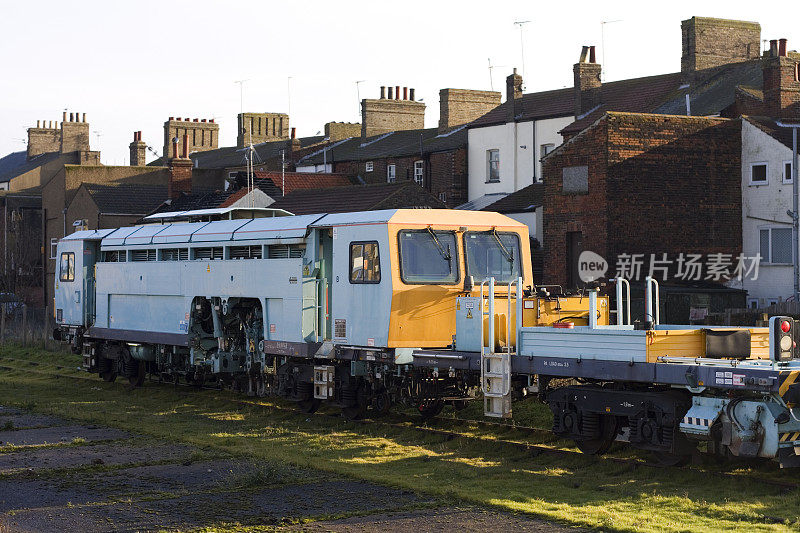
(601, 19, 623, 81)
(513, 20, 531, 81)
(356, 80, 365, 121)
(487, 58, 507, 91)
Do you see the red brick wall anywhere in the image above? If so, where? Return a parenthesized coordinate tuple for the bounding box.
(332, 147, 467, 207)
(543, 113, 742, 286)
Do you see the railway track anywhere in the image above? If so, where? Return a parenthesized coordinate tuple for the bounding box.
(1, 354, 798, 493)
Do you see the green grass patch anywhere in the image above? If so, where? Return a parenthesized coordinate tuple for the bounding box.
(0, 345, 799, 532)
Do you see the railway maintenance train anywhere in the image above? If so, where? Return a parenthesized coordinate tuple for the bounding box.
(53, 207, 800, 467)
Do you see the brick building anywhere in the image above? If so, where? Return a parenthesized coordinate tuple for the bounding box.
(541, 112, 742, 289)
(295, 86, 500, 207)
(162, 117, 219, 161)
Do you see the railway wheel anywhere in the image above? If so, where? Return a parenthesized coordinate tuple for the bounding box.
(98, 357, 117, 383)
(298, 398, 322, 414)
(574, 414, 618, 456)
(373, 388, 392, 416)
(127, 360, 146, 388)
(417, 398, 444, 421)
(650, 450, 691, 467)
(341, 384, 368, 420)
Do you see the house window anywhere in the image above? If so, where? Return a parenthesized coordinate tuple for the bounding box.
(414, 161, 424, 186)
(387, 164, 396, 183)
(486, 150, 500, 183)
(350, 241, 380, 283)
(365, 161, 374, 172)
(59, 252, 75, 282)
(750, 162, 768, 184)
(50, 238, 58, 260)
(540, 143, 555, 158)
(747, 298, 759, 310)
(760, 227, 792, 264)
(438, 191, 447, 202)
(784, 161, 794, 184)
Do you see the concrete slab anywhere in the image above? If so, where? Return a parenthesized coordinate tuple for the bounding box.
(0, 426, 128, 446)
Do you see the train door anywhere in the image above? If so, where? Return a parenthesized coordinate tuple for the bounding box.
(82, 241, 99, 326)
(55, 240, 83, 326)
(319, 229, 333, 340)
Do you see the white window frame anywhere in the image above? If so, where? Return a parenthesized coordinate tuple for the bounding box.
(760, 226, 793, 264)
(747, 298, 759, 310)
(50, 238, 58, 260)
(414, 160, 424, 186)
(749, 161, 768, 185)
(768, 298, 780, 307)
(365, 161, 374, 172)
(783, 160, 793, 184)
(387, 164, 396, 183)
(486, 149, 500, 183)
(540, 143, 555, 158)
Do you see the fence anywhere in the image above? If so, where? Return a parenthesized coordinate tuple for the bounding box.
(0, 306, 59, 350)
(707, 301, 800, 326)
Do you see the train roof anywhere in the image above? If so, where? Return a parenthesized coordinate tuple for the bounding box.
(61, 209, 526, 248)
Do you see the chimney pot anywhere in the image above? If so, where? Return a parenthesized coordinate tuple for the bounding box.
(69, 112, 74, 122)
(210, 119, 215, 123)
(201, 118, 206, 122)
(193, 118, 198, 122)
(395, 85, 400, 100)
(779, 38, 788, 57)
(63, 111, 67, 122)
(388, 86, 394, 99)
(380, 86, 386, 99)
(409, 88, 415, 101)
(291, 127, 296, 139)
(169, 116, 174, 121)
(589, 45, 596, 63)
(82, 113, 86, 122)
(770, 39, 778, 57)
(403, 87, 408, 100)
(36, 120, 40, 128)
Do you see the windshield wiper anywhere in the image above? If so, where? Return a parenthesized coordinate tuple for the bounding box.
(425, 227, 452, 269)
(491, 229, 514, 264)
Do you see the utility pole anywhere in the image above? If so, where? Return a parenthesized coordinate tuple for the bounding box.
(778, 121, 800, 302)
(513, 21, 531, 82)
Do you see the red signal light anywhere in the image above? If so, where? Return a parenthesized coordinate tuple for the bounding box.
(782, 320, 792, 333)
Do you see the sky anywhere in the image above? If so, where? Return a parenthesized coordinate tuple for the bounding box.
(1, 0, 799, 165)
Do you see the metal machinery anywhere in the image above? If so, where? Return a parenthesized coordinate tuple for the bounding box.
(415, 276, 800, 467)
(53, 207, 800, 467)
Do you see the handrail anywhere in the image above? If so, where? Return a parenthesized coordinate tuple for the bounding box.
(614, 277, 631, 326)
(645, 276, 660, 326)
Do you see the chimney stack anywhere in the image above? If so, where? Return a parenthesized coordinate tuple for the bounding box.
(763, 38, 800, 119)
(573, 46, 602, 117)
(129, 130, 147, 166)
(506, 68, 523, 121)
(168, 134, 193, 199)
(361, 84, 426, 139)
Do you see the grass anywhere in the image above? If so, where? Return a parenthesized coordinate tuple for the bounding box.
(0, 344, 799, 532)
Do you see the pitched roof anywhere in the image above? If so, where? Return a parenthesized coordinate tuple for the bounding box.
(268, 181, 446, 215)
(149, 187, 237, 214)
(297, 127, 467, 166)
(455, 193, 509, 211)
(481, 183, 544, 213)
(82, 183, 172, 215)
(469, 87, 575, 128)
(744, 115, 799, 150)
(252, 171, 353, 194)
(0, 150, 61, 183)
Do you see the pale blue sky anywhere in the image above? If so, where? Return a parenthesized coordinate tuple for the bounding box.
(1, 0, 798, 165)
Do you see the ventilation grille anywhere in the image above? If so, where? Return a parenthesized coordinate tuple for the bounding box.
(229, 245, 263, 259)
(194, 247, 223, 260)
(101, 250, 126, 262)
(130, 249, 156, 262)
(160, 248, 189, 261)
(267, 244, 304, 259)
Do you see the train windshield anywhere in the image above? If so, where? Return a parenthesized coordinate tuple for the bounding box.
(464, 231, 521, 284)
(399, 229, 459, 284)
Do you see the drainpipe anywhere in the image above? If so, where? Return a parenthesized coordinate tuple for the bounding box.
(513, 121, 519, 192)
(778, 121, 800, 302)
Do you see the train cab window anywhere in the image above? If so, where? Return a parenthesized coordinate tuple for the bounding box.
(464, 231, 521, 284)
(398, 230, 459, 284)
(350, 241, 380, 283)
(59, 252, 75, 282)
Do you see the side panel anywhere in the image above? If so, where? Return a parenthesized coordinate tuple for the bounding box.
(329, 224, 392, 347)
(54, 240, 85, 327)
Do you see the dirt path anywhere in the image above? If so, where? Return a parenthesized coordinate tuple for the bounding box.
(0, 405, 574, 532)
